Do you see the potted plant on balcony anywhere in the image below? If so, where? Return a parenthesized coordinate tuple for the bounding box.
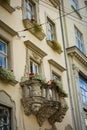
(48, 79, 68, 97)
(47, 40, 62, 54)
(0, 67, 17, 85)
(33, 22, 42, 32)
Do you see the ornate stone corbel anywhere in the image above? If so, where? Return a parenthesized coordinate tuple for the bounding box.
(72, 64, 79, 79)
(65, 124, 73, 130)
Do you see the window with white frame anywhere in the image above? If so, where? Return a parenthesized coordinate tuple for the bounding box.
(79, 75, 87, 104)
(47, 17, 56, 41)
(71, 0, 78, 10)
(30, 60, 39, 74)
(75, 27, 84, 52)
(0, 105, 11, 130)
(0, 40, 7, 68)
(25, 0, 36, 20)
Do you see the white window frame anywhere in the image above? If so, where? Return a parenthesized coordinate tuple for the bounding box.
(47, 17, 56, 41)
(30, 60, 39, 74)
(79, 75, 87, 104)
(0, 40, 7, 68)
(25, 0, 36, 20)
(75, 27, 84, 52)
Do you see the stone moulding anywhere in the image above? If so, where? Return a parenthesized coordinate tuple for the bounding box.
(20, 79, 68, 126)
(0, 0, 15, 13)
(23, 19, 46, 40)
(49, 0, 58, 8)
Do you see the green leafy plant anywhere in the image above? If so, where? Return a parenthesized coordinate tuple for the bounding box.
(0, 67, 15, 83)
(33, 22, 42, 32)
(51, 40, 62, 53)
(51, 80, 68, 97)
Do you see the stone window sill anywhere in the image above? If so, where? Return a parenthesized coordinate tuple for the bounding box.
(23, 19, 45, 41)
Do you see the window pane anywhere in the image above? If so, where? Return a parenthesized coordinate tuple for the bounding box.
(0, 55, 6, 68)
(75, 27, 83, 52)
(79, 76, 87, 104)
(0, 105, 11, 130)
(30, 61, 33, 73)
(0, 41, 6, 53)
(47, 18, 55, 41)
(33, 64, 38, 74)
(26, 12, 32, 19)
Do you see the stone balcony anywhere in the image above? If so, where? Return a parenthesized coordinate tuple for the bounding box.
(20, 76, 68, 126)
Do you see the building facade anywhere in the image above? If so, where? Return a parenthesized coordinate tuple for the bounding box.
(0, 0, 74, 130)
(0, 0, 87, 130)
(62, 0, 87, 130)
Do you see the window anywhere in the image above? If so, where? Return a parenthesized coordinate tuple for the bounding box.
(0, 105, 11, 130)
(79, 75, 87, 104)
(71, 0, 78, 10)
(0, 40, 7, 68)
(47, 18, 56, 41)
(30, 60, 38, 74)
(25, 0, 36, 20)
(75, 27, 84, 52)
(52, 73, 61, 81)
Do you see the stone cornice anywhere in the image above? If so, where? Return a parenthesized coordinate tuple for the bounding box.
(66, 46, 87, 67)
(0, 20, 17, 36)
(49, 0, 58, 8)
(48, 59, 66, 72)
(0, 0, 15, 13)
(24, 40, 47, 58)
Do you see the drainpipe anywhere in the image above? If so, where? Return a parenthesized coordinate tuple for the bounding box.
(57, 0, 77, 130)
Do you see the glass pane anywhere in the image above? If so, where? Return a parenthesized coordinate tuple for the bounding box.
(26, 2, 30, 9)
(0, 55, 6, 68)
(0, 41, 6, 53)
(30, 61, 33, 73)
(0, 105, 11, 130)
(48, 32, 53, 41)
(26, 12, 32, 19)
(33, 64, 38, 74)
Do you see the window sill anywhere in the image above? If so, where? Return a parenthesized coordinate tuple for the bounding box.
(71, 5, 82, 19)
(0, 0, 15, 13)
(47, 40, 63, 54)
(23, 19, 45, 41)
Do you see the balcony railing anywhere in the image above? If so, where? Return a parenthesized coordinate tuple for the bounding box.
(20, 74, 68, 126)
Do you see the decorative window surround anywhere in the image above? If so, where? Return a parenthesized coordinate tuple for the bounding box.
(0, 90, 17, 130)
(66, 46, 87, 67)
(0, 0, 15, 13)
(21, 40, 47, 82)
